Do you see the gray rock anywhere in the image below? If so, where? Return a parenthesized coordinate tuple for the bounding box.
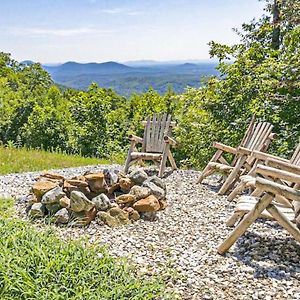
(54, 208, 69, 224)
(46, 203, 61, 215)
(70, 191, 95, 212)
(142, 181, 166, 200)
(147, 176, 166, 191)
(29, 203, 46, 218)
(128, 169, 148, 185)
(41, 186, 65, 204)
(130, 185, 151, 200)
(103, 169, 119, 185)
(92, 193, 112, 211)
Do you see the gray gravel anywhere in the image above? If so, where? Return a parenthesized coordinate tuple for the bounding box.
(1, 165, 300, 299)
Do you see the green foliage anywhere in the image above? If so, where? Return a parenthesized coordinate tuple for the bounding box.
(0, 199, 170, 299)
(0, 0, 299, 169)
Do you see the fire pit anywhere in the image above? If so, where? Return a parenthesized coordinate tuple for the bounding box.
(25, 169, 167, 226)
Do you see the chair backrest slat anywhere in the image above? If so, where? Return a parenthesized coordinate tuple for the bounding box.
(142, 113, 174, 153)
(244, 122, 273, 151)
(290, 140, 300, 166)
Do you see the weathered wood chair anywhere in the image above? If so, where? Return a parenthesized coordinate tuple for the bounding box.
(197, 116, 276, 195)
(218, 162, 300, 254)
(124, 113, 177, 177)
(227, 139, 300, 201)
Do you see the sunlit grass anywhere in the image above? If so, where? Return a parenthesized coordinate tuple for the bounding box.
(0, 198, 170, 299)
(0, 146, 123, 175)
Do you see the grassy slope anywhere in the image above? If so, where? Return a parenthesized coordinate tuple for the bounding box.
(0, 199, 170, 299)
(0, 146, 118, 175)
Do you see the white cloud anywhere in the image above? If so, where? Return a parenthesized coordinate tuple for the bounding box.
(99, 8, 141, 16)
(7, 27, 116, 37)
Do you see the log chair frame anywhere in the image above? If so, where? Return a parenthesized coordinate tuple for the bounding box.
(197, 115, 276, 195)
(124, 113, 177, 177)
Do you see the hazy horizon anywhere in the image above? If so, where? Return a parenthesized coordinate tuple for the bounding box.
(1, 0, 265, 63)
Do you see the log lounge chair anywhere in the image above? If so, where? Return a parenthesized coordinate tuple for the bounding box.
(124, 113, 177, 177)
(198, 116, 275, 195)
(218, 162, 300, 254)
(227, 139, 300, 201)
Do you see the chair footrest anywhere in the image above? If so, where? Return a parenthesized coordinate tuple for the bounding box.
(131, 152, 162, 160)
(208, 162, 234, 172)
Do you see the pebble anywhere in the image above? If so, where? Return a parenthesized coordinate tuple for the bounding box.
(1, 165, 300, 299)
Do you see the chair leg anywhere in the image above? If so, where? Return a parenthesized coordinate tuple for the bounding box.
(217, 193, 273, 254)
(159, 144, 170, 177)
(167, 150, 177, 170)
(227, 182, 247, 201)
(226, 211, 246, 227)
(218, 155, 247, 195)
(198, 149, 223, 183)
(266, 204, 300, 243)
(124, 141, 135, 173)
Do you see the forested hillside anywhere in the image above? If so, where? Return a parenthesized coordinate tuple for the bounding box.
(0, 0, 299, 168)
(43, 61, 218, 96)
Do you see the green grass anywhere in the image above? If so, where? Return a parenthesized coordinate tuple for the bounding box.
(0, 198, 171, 299)
(0, 146, 123, 175)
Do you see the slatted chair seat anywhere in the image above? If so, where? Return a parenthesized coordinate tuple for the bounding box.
(198, 115, 276, 195)
(218, 164, 300, 254)
(226, 195, 295, 227)
(227, 139, 300, 201)
(124, 113, 177, 177)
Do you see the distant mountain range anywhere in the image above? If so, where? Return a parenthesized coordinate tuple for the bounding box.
(22, 60, 219, 95)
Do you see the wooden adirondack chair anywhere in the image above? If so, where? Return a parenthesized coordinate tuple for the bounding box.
(197, 116, 276, 195)
(227, 139, 300, 201)
(218, 162, 300, 254)
(124, 113, 177, 177)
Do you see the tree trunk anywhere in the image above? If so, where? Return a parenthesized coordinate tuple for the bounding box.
(272, 0, 281, 50)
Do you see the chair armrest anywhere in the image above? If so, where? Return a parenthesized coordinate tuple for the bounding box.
(128, 135, 143, 144)
(255, 177, 300, 202)
(266, 159, 300, 176)
(251, 150, 289, 163)
(256, 164, 300, 185)
(213, 142, 237, 155)
(164, 135, 177, 147)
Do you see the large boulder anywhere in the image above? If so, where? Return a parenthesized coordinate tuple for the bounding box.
(97, 207, 130, 227)
(40, 172, 65, 181)
(84, 173, 107, 193)
(71, 207, 97, 226)
(41, 186, 65, 205)
(92, 194, 112, 211)
(129, 185, 150, 200)
(65, 179, 88, 187)
(97, 212, 119, 227)
(128, 169, 148, 185)
(70, 191, 95, 212)
(147, 176, 166, 191)
(59, 196, 71, 208)
(32, 180, 58, 200)
(116, 194, 136, 205)
(54, 208, 69, 224)
(46, 203, 61, 215)
(142, 181, 166, 200)
(133, 195, 160, 212)
(29, 203, 46, 218)
(103, 169, 119, 186)
(119, 177, 134, 193)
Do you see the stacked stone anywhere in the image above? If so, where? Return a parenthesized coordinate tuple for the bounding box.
(26, 169, 167, 227)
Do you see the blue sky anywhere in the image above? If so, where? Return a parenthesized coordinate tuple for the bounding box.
(0, 0, 265, 63)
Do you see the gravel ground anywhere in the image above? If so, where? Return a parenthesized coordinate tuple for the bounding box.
(1, 165, 300, 299)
